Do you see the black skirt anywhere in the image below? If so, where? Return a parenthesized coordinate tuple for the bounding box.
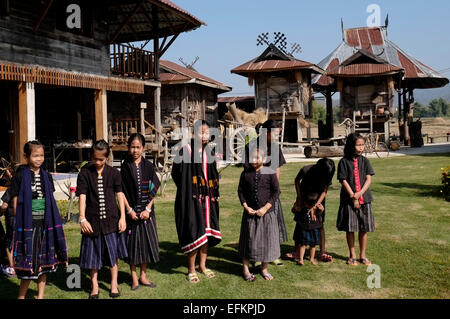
(336, 202, 375, 232)
(238, 210, 281, 263)
(293, 223, 321, 246)
(274, 198, 288, 243)
(126, 216, 159, 265)
(15, 215, 57, 280)
(80, 231, 128, 269)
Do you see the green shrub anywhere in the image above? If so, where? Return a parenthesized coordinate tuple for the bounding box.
(441, 166, 450, 201)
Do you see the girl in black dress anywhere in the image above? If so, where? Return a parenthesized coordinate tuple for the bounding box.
(337, 133, 375, 266)
(238, 146, 280, 281)
(121, 133, 160, 290)
(77, 140, 127, 298)
(10, 141, 67, 299)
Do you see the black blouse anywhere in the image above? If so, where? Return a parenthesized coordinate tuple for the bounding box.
(337, 155, 375, 204)
(76, 164, 123, 236)
(237, 167, 280, 211)
(9, 165, 55, 199)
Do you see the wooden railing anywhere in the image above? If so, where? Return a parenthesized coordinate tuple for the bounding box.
(109, 118, 168, 161)
(110, 43, 155, 80)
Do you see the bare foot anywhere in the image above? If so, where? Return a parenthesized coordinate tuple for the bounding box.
(310, 259, 318, 265)
(297, 260, 304, 266)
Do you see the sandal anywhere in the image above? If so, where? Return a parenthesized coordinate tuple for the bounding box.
(284, 252, 297, 260)
(359, 258, 372, 266)
(197, 268, 215, 278)
(271, 259, 284, 266)
(319, 253, 333, 262)
(186, 272, 200, 283)
(243, 273, 256, 282)
(261, 272, 274, 281)
(346, 258, 358, 266)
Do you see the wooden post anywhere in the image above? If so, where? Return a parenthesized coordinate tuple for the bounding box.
(281, 107, 286, 146)
(140, 102, 147, 136)
(181, 86, 187, 128)
(18, 82, 36, 162)
(402, 90, 410, 146)
(154, 87, 161, 131)
(296, 117, 303, 143)
(325, 89, 334, 138)
(77, 110, 82, 161)
(94, 89, 108, 142)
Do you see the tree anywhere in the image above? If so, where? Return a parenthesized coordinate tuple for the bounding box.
(413, 102, 430, 118)
(428, 98, 450, 117)
(311, 101, 326, 124)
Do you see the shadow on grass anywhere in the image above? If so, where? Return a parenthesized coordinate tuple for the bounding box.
(379, 182, 441, 198)
(45, 257, 134, 297)
(157, 241, 243, 279)
(0, 274, 19, 299)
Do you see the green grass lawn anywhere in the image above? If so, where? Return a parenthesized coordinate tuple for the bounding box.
(1, 153, 449, 299)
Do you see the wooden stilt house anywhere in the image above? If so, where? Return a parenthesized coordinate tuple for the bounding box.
(231, 43, 324, 143)
(0, 0, 205, 173)
(313, 24, 449, 145)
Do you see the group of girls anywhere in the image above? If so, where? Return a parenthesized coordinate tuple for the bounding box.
(0, 118, 375, 297)
(236, 121, 375, 281)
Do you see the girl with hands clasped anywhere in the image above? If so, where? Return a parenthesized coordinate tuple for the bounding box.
(121, 133, 160, 291)
(238, 147, 281, 282)
(10, 141, 68, 299)
(336, 133, 375, 267)
(76, 140, 127, 299)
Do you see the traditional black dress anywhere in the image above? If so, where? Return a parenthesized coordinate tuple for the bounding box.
(76, 164, 128, 269)
(243, 142, 288, 243)
(10, 166, 68, 279)
(237, 167, 281, 262)
(121, 156, 160, 265)
(172, 142, 221, 254)
(336, 155, 375, 232)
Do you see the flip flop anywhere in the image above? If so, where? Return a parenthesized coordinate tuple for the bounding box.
(243, 273, 256, 282)
(197, 268, 215, 278)
(284, 252, 298, 261)
(186, 272, 200, 283)
(359, 258, 372, 266)
(261, 272, 274, 281)
(346, 258, 358, 266)
(271, 259, 284, 266)
(319, 253, 333, 262)
(131, 284, 140, 291)
(139, 280, 157, 288)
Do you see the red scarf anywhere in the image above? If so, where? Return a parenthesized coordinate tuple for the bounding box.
(353, 158, 364, 205)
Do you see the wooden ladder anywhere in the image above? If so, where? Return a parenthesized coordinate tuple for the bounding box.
(353, 109, 373, 134)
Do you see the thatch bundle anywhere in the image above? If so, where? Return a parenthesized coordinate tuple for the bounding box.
(223, 103, 267, 126)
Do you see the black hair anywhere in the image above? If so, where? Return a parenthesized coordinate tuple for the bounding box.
(24, 140, 44, 157)
(194, 119, 210, 133)
(304, 192, 319, 207)
(193, 120, 211, 143)
(91, 139, 110, 158)
(344, 133, 365, 159)
(256, 119, 280, 134)
(127, 133, 146, 148)
(314, 157, 336, 187)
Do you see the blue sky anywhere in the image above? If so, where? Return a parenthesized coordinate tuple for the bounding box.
(159, 0, 450, 96)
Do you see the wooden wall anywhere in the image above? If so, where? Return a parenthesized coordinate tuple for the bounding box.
(254, 71, 311, 116)
(0, 0, 110, 75)
(340, 76, 392, 118)
(161, 84, 219, 128)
